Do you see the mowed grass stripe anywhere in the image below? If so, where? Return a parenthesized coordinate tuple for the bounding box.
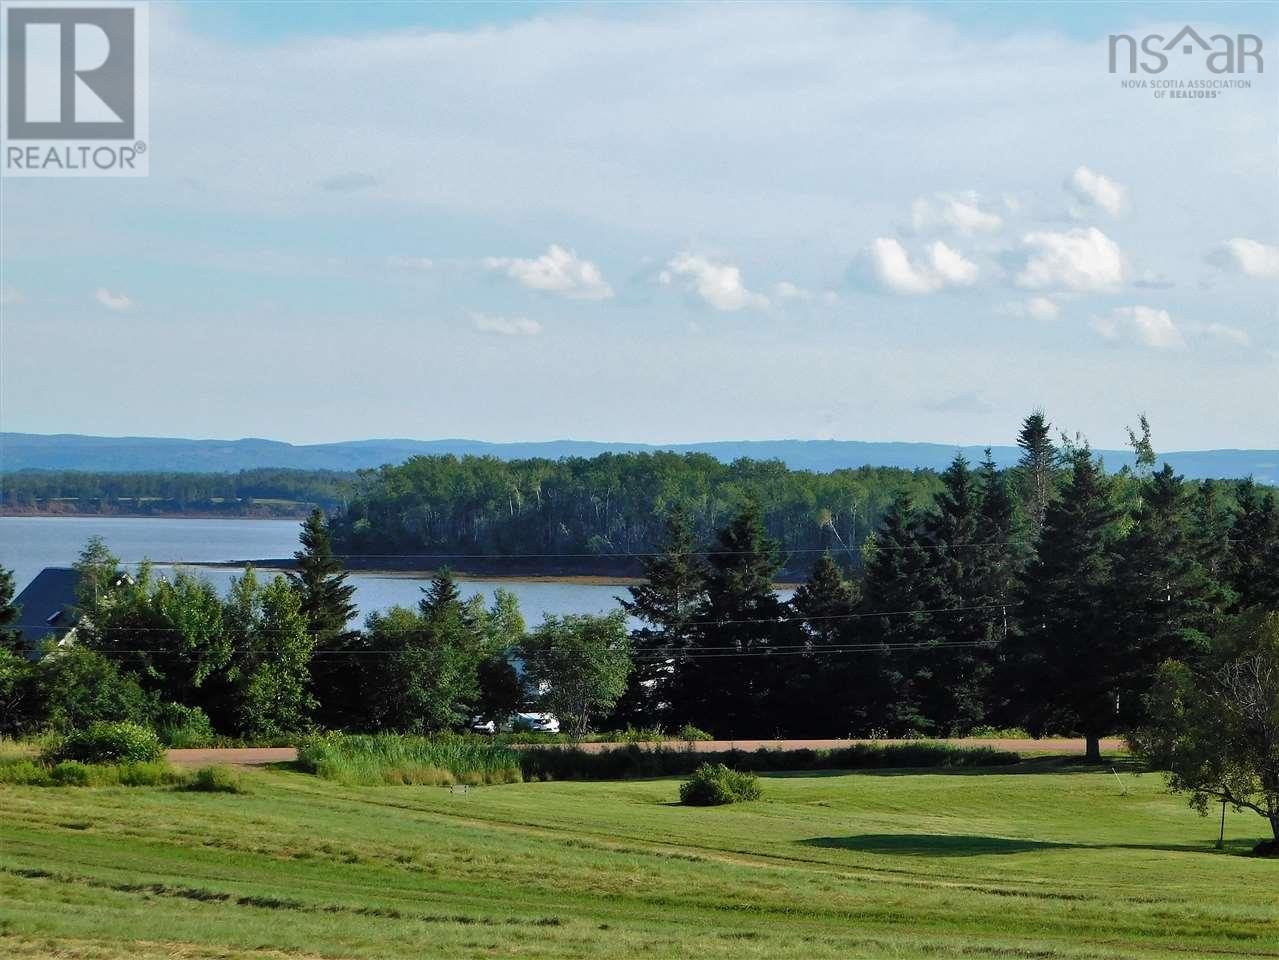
(0, 764, 1275, 959)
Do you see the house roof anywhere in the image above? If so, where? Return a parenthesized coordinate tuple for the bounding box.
(12, 567, 82, 658)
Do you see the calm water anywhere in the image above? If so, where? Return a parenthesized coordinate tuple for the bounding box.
(0, 516, 630, 625)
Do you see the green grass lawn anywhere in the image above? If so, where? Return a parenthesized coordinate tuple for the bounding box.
(0, 760, 1273, 959)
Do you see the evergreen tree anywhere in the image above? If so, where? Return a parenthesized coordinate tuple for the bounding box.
(1011, 447, 1118, 761)
(1015, 409, 1057, 537)
(288, 509, 357, 640)
(1107, 464, 1225, 728)
(286, 508, 358, 728)
(671, 501, 790, 737)
(0, 566, 19, 650)
(419, 567, 465, 621)
(614, 506, 706, 726)
(974, 451, 1024, 725)
(786, 551, 859, 735)
(915, 455, 991, 734)
(856, 492, 932, 735)
(1227, 479, 1279, 610)
(1188, 479, 1233, 590)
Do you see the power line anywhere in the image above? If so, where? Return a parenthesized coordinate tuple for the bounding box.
(63, 601, 1020, 635)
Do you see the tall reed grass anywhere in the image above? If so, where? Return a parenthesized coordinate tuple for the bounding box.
(296, 733, 523, 786)
(293, 734, 1019, 786)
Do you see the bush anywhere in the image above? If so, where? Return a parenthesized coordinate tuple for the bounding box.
(677, 724, 714, 742)
(679, 763, 761, 806)
(0, 758, 54, 785)
(966, 725, 1032, 739)
(0, 757, 184, 787)
(154, 703, 215, 748)
(185, 765, 246, 793)
(50, 760, 90, 785)
(44, 721, 164, 765)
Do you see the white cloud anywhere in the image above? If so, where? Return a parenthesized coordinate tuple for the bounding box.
(1194, 322, 1250, 346)
(1025, 296, 1059, 321)
(1065, 166, 1128, 217)
(661, 253, 769, 311)
(484, 244, 614, 300)
(1207, 238, 1279, 279)
(924, 391, 995, 413)
(910, 192, 1003, 235)
(469, 312, 542, 336)
(94, 288, 133, 311)
(771, 281, 837, 304)
(0, 287, 26, 306)
(1017, 227, 1124, 291)
(1093, 306, 1185, 350)
(866, 238, 978, 295)
(928, 241, 979, 286)
(1005, 296, 1060, 321)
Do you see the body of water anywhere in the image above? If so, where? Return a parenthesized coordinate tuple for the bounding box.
(0, 516, 632, 625)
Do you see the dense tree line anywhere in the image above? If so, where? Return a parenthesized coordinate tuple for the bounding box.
(330, 452, 943, 577)
(620, 413, 1279, 758)
(1, 413, 1276, 766)
(0, 512, 624, 741)
(0, 469, 353, 516)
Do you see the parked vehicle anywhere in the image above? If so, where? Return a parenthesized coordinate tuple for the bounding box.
(470, 713, 561, 735)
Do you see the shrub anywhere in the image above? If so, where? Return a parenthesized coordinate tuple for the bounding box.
(185, 765, 246, 793)
(679, 763, 761, 806)
(154, 703, 215, 749)
(0, 757, 184, 787)
(50, 760, 90, 785)
(0, 758, 53, 785)
(677, 724, 714, 742)
(966, 725, 1031, 739)
(44, 721, 164, 765)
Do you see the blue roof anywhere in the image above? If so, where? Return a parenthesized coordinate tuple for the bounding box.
(12, 567, 82, 659)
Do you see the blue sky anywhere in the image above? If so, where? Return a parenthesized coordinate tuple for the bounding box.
(2, 0, 1277, 450)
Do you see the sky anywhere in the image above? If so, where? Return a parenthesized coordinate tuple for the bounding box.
(1, 0, 1277, 452)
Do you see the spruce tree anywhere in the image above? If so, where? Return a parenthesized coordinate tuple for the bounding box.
(856, 492, 932, 735)
(419, 567, 465, 621)
(916, 455, 990, 734)
(786, 551, 859, 736)
(287, 509, 358, 728)
(1107, 464, 1225, 728)
(974, 451, 1023, 724)
(289, 509, 357, 640)
(1015, 409, 1057, 538)
(1011, 447, 1118, 761)
(671, 501, 789, 737)
(1227, 479, 1279, 610)
(614, 506, 705, 726)
(1188, 479, 1233, 590)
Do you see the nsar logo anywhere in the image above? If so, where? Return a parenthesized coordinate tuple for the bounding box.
(1109, 26, 1263, 75)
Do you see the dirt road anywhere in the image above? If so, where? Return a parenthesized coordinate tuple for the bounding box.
(167, 737, 1126, 767)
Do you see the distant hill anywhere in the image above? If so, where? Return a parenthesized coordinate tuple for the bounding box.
(2, 432, 1275, 483)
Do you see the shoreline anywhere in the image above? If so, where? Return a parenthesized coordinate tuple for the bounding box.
(0, 511, 305, 522)
(176, 562, 646, 587)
